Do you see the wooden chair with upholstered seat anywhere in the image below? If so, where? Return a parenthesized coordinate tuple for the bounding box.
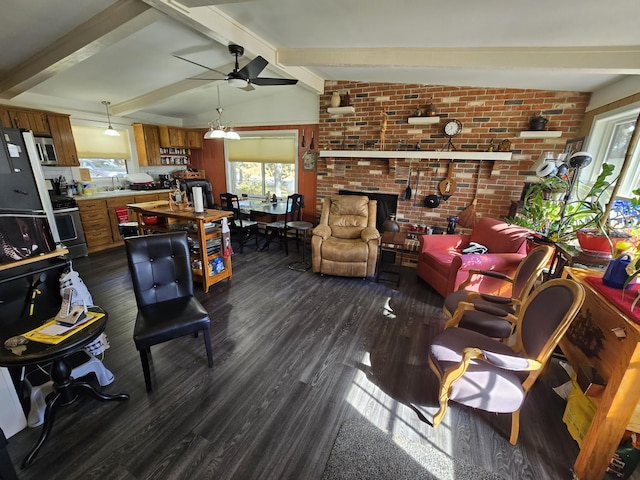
(429, 278, 585, 444)
(125, 232, 213, 392)
(442, 245, 555, 339)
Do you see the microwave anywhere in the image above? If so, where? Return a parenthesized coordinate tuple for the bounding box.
(34, 136, 58, 165)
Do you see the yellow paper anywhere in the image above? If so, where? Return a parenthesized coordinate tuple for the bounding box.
(23, 312, 105, 345)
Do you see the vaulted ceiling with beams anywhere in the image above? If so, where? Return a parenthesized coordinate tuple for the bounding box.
(1, 0, 639, 124)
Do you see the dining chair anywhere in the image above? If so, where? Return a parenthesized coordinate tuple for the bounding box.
(219, 193, 259, 253)
(442, 245, 554, 339)
(429, 278, 585, 444)
(263, 194, 305, 255)
(125, 232, 213, 392)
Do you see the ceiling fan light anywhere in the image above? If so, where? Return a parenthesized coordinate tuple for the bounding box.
(228, 78, 248, 88)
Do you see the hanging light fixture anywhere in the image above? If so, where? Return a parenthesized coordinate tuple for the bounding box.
(101, 101, 120, 137)
(203, 86, 239, 140)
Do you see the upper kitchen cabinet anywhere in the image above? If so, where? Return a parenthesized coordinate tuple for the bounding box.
(47, 114, 79, 166)
(0, 106, 50, 135)
(187, 129, 203, 149)
(158, 126, 202, 149)
(133, 123, 161, 166)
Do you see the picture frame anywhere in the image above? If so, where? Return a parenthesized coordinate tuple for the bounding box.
(302, 151, 317, 172)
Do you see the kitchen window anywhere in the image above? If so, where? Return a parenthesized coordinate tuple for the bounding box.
(225, 130, 297, 198)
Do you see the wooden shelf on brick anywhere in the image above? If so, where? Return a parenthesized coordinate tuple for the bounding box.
(518, 131, 562, 138)
(407, 116, 440, 125)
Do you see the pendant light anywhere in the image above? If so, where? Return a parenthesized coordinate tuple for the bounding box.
(102, 101, 120, 137)
(203, 86, 239, 140)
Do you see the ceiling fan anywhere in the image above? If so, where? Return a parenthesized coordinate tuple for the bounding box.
(175, 44, 298, 91)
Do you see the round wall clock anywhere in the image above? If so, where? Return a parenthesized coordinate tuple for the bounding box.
(443, 119, 462, 137)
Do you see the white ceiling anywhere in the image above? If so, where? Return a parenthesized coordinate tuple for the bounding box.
(1, 0, 639, 125)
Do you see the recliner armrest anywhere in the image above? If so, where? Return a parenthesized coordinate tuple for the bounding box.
(312, 224, 332, 240)
(361, 226, 380, 243)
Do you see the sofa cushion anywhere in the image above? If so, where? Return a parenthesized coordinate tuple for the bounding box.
(469, 218, 529, 254)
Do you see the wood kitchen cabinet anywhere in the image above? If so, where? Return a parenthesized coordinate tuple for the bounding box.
(187, 129, 203, 149)
(133, 123, 161, 166)
(77, 199, 113, 252)
(159, 126, 188, 148)
(0, 106, 50, 135)
(47, 114, 80, 166)
(79, 192, 164, 253)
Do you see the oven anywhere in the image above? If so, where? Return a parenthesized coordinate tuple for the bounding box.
(52, 206, 88, 259)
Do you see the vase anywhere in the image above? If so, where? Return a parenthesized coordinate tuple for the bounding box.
(603, 254, 636, 289)
(330, 92, 341, 108)
(382, 214, 400, 233)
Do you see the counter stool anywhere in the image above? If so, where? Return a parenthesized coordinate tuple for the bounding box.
(287, 221, 313, 271)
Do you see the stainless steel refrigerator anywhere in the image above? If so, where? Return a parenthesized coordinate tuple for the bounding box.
(0, 127, 60, 264)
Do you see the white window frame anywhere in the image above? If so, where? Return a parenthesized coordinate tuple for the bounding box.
(224, 130, 299, 199)
(582, 102, 640, 199)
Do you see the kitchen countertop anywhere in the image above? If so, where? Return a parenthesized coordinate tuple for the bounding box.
(73, 189, 173, 200)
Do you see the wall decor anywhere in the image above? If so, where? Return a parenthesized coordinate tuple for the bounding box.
(302, 151, 317, 172)
(563, 137, 586, 159)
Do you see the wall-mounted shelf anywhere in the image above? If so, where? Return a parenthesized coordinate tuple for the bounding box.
(407, 116, 440, 125)
(319, 150, 512, 161)
(518, 131, 562, 138)
(327, 106, 356, 115)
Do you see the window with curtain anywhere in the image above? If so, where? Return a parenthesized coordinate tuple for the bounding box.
(71, 125, 130, 178)
(225, 131, 298, 198)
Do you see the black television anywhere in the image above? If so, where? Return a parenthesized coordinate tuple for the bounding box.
(179, 179, 215, 209)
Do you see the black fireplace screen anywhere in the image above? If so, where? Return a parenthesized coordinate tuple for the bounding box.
(338, 190, 399, 232)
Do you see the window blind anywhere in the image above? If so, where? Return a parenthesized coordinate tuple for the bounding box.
(227, 136, 296, 164)
(71, 125, 131, 159)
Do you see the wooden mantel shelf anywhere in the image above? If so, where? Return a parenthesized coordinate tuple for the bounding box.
(318, 150, 512, 161)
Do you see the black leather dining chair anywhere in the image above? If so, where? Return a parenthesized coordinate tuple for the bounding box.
(125, 232, 213, 392)
(219, 193, 259, 253)
(264, 194, 305, 255)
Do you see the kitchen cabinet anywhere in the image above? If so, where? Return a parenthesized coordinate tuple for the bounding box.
(187, 129, 203, 149)
(77, 199, 112, 252)
(47, 114, 79, 166)
(133, 123, 161, 166)
(159, 126, 188, 148)
(79, 192, 163, 253)
(0, 106, 50, 135)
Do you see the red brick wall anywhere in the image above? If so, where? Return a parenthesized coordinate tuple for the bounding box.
(317, 81, 590, 234)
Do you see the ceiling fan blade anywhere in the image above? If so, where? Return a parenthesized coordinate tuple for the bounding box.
(173, 55, 228, 77)
(238, 55, 268, 80)
(251, 77, 298, 86)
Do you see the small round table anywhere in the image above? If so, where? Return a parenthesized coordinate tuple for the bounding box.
(287, 221, 314, 272)
(0, 307, 129, 468)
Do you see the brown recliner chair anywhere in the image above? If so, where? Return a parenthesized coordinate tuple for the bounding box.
(311, 195, 380, 278)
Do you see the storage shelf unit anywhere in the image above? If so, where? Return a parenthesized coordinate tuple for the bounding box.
(518, 131, 562, 138)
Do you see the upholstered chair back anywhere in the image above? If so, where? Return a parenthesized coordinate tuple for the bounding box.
(325, 195, 376, 239)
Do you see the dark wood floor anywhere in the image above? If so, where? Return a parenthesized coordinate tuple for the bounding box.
(6, 243, 589, 479)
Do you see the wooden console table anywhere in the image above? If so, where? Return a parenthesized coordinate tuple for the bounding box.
(559, 267, 640, 480)
(127, 201, 233, 293)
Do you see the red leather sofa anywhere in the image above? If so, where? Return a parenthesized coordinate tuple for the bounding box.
(417, 217, 531, 298)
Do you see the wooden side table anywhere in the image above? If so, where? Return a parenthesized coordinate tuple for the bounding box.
(376, 232, 407, 287)
(549, 242, 610, 278)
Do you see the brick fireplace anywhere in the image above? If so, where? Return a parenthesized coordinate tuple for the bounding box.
(317, 81, 590, 233)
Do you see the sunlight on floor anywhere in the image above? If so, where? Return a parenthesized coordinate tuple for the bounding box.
(346, 351, 459, 479)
